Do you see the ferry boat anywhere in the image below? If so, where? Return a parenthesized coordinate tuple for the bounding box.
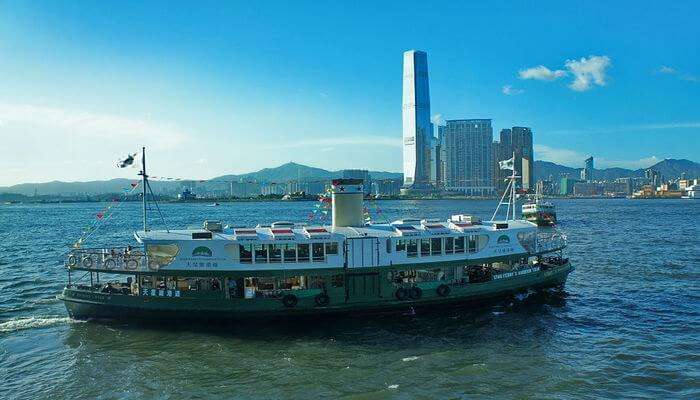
(522, 187, 557, 227)
(59, 150, 573, 321)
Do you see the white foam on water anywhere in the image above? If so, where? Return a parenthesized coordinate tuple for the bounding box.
(0, 315, 76, 333)
(387, 384, 399, 390)
(491, 311, 506, 316)
(402, 356, 419, 362)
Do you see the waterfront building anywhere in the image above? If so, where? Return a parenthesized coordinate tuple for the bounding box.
(342, 169, 371, 195)
(442, 119, 494, 196)
(535, 180, 554, 196)
(511, 127, 534, 191)
(492, 127, 534, 192)
(371, 179, 403, 197)
(492, 129, 513, 193)
(559, 177, 581, 196)
(573, 182, 603, 197)
(402, 50, 433, 191)
(581, 156, 594, 181)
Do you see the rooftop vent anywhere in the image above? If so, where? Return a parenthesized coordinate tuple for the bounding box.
(203, 220, 223, 232)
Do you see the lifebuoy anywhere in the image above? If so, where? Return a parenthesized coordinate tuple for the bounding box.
(314, 293, 330, 307)
(67, 255, 77, 267)
(282, 294, 298, 308)
(394, 287, 407, 301)
(409, 286, 422, 300)
(125, 259, 139, 270)
(81, 257, 93, 269)
(147, 260, 159, 271)
(103, 258, 116, 270)
(437, 284, 451, 297)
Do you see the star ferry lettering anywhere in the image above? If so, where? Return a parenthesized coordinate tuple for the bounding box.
(493, 266, 540, 280)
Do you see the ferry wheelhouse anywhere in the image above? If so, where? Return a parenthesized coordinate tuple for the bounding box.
(59, 153, 572, 320)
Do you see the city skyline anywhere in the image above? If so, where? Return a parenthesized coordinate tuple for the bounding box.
(0, 2, 698, 186)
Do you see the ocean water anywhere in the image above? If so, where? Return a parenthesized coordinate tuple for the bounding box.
(0, 199, 698, 399)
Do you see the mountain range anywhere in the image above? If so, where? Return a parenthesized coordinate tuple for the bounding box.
(1, 159, 698, 197)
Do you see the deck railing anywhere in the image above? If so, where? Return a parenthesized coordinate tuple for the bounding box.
(66, 248, 153, 272)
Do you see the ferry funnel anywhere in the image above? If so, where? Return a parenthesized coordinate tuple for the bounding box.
(331, 178, 364, 228)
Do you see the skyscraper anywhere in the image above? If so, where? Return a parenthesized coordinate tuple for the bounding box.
(442, 119, 494, 196)
(581, 156, 594, 181)
(402, 50, 432, 190)
(511, 127, 534, 191)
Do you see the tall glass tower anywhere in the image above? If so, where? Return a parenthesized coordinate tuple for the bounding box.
(402, 50, 432, 190)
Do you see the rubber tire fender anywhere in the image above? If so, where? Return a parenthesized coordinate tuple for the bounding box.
(394, 287, 408, 301)
(314, 293, 330, 307)
(436, 284, 451, 297)
(409, 286, 422, 300)
(282, 294, 298, 308)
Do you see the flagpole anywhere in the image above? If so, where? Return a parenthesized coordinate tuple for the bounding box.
(140, 146, 148, 232)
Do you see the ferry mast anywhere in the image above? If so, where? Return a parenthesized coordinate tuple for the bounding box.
(491, 152, 520, 222)
(138, 146, 148, 231)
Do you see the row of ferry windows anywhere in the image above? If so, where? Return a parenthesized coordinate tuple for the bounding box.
(239, 242, 339, 263)
(395, 235, 489, 257)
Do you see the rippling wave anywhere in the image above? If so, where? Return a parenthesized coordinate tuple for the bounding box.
(0, 199, 698, 399)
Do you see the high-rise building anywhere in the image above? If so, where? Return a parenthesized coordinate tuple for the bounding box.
(511, 127, 534, 191)
(492, 127, 534, 192)
(492, 128, 513, 193)
(581, 156, 594, 181)
(342, 169, 371, 195)
(442, 119, 494, 196)
(402, 50, 433, 190)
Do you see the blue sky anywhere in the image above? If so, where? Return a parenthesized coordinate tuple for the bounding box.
(0, 1, 698, 185)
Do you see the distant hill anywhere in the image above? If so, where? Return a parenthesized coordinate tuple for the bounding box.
(1, 159, 696, 197)
(211, 162, 401, 183)
(0, 162, 403, 196)
(533, 158, 699, 181)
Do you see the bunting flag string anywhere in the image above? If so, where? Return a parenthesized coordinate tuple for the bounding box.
(73, 181, 141, 248)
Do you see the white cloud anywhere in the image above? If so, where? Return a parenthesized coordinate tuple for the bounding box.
(431, 114, 444, 125)
(535, 144, 660, 169)
(194, 158, 207, 165)
(0, 103, 190, 148)
(502, 85, 524, 96)
(657, 65, 677, 74)
(534, 144, 585, 166)
(518, 55, 611, 91)
(654, 65, 698, 83)
(518, 65, 566, 81)
(565, 55, 611, 91)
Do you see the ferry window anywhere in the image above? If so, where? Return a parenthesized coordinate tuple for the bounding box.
(407, 240, 418, 257)
(455, 237, 465, 253)
(431, 238, 442, 255)
(420, 239, 430, 256)
(476, 235, 489, 252)
(254, 244, 268, 263)
(325, 242, 338, 255)
(445, 237, 454, 253)
(269, 244, 282, 263)
(396, 239, 406, 252)
(468, 236, 477, 253)
(239, 245, 253, 263)
(298, 244, 310, 262)
(283, 244, 296, 262)
(331, 274, 344, 288)
(312, 243, 324, 262)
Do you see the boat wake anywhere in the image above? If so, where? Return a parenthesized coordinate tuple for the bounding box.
(0, 315, 79, 333)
